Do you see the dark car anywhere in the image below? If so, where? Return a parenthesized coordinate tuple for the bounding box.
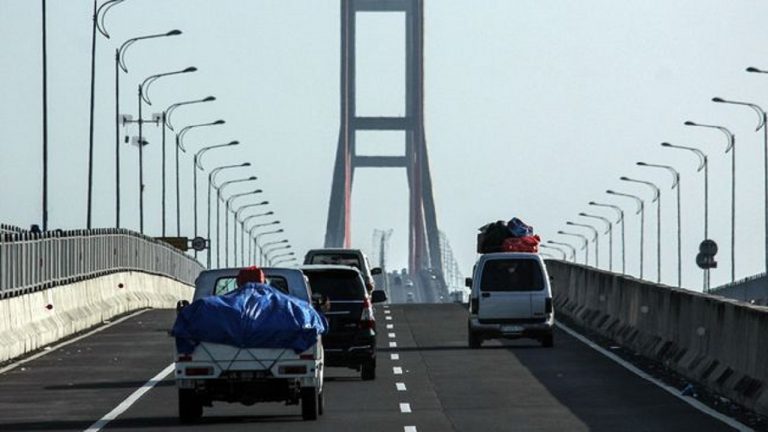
(301, 265, 387, 380)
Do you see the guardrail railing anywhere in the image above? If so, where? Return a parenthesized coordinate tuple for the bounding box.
(0, 228, 204, 299)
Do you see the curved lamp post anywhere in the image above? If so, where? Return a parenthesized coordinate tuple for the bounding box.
(192, 140, 238, 251)
(566, 221, 599, 268)
(269, 252, 295, 266)
(579, 212, 613, 271)
(251, 227, 284, 266)
(714, 94, 768, 278)
(216, 176, 257, 267)
(686, 120, 735, 283)
(539, 244, 566, 261)
(557, 230, 589, 265)
(207, 163, 250, 268)
(589, 201, 625, 274)
(267, 249, 294, 265)
(112, 29, 181, 228)
(236, 208, 273, 266)
(176, 120, 225, 234)
(273, 257, 297, 266)
(607, 190, 645, 279)
(224, 190, 263, 267)
(546, 240, 577, 262)
(621, 177, 661, 283)
(638, 162, 681, 287)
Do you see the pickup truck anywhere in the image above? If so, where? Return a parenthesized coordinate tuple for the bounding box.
(174, 267, 325, 422)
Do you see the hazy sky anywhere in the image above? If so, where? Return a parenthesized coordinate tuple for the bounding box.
(3, 0, 768, 291)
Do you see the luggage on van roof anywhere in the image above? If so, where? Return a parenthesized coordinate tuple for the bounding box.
(477, 217, 540, 253)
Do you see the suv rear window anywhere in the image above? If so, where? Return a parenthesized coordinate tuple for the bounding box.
(305, 270, 365, 300)
(307, 253, 362, 270)
(480, 259, 544, 292)
(213, 276, 290, 296)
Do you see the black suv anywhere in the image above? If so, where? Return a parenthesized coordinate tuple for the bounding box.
(301, 265, 387, 380)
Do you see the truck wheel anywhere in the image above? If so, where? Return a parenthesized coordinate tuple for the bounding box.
(541, 333, 554, 348)
(468, 330, 482, 349)
(301, 387, 319, 421)
(361, 359, 376, 381)
(178, 389, 202, 423)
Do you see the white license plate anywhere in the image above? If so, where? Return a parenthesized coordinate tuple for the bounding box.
(501, 325, 524, 334)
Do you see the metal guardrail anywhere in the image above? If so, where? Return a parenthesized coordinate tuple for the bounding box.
(0, 223, 26, 234)
(0, 228, 204, 299)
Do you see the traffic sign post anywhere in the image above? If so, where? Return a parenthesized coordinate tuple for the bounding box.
(696, 239, 718, 293)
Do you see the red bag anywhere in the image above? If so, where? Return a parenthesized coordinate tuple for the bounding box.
(501, 235, 540, 253)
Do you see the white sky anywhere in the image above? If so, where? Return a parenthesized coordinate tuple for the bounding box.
(3, 0, 768, 290)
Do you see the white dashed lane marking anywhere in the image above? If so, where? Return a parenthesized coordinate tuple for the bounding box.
(388, 332, 396, 338)
(391, 353, 400, 360)
(386, 316, 392, 320)
(396, 382, 407, 391)
(399, 403, 412, 413)
(393, 367, 403, 375)
(386, 324, 394, 329)
(404, 427, 417, 432)
(389, 341, 398, 348)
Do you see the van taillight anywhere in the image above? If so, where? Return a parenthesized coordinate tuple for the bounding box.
(299, 353, 315, 360)
(471, 298, 479, 313)
(177, 354, 192, 362)
(185, 367, 213, 376)
(279, 365, 307, 375)
(545, 297, 553, 314)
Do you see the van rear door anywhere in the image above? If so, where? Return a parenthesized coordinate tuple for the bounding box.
(477, 258, 545, 321)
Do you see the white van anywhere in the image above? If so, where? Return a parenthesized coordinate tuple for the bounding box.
(466, 253, 554, 348)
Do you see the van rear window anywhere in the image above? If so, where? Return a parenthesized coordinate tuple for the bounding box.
(480, 260, 544, 292)
(305, 270, 365, 300)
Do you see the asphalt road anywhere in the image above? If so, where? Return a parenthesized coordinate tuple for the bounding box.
(0, 304, 737, 432)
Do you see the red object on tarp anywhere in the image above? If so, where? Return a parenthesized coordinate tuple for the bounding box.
(501, 235, 541, 253)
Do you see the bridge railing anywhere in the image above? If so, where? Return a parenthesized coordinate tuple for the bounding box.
(0, 228, 204, 299)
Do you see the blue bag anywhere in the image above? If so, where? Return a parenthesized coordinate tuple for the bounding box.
(507, 217, 534, 238)
(171, 282, 328, 354)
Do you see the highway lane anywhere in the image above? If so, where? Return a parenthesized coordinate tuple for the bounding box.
(0, 304, 738, 431)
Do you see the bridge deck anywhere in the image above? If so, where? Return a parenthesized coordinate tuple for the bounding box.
(0, 305, 734, 432)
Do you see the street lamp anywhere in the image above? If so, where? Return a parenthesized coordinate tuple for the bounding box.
(662, 142, 709, 291)
(113, 29, 181, 228)
(589, 201, 625, 274)
(224, 190, 262, 267)
(176, 120, 225, 235)
(621, 177, 661, 283)
(546, 240, 577, 262)
(685, 120, 736, 283)
(133, 67, 196, 233)
(638, 162, 681, 287)
(557, 231, 589, 265)
(252, 227, 284, 266)
(87, 0, 125, 229)
(539, 244, 566, 260)
(270, 252, 296, 266)
(607, 190, 645, 279)
(216, 176, 257, 267)
(273, 257, 297, 266)
(207, 163, 251, 268)
(713, 95, 768, 278)
(264, 243, 291, 256)
(161, 96, 215, 235)
(236, 208, 273, 266)
(566, 221, 599, 268)
(268, 249, 294, 265)
(579, 212, 613, 271)
(193, 140, 238, 253)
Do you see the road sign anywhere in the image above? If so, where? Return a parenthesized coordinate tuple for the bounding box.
(696, 239, 718, 269)
(191, 236, 208, 252)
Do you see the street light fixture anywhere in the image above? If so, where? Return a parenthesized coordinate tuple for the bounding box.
(713, 95, 768, 278)
(207, 163, 251, 268)
(539, 244, 566, 260)
(557, 231, 589, 265)
(273, 257, 297, 266)
(216, 176, 257, 267)
(685, 120, 736, 283)
(546, 240, 577, 262)
(236, 208, 273, 266)
(224, 189, 263, 267)
(566, 221, 599, 268)
(579, 212, 613, 271)
(113, 29, 181, 229)
(192, 140, 238, 252)
(638, 162, 682, 287)
(269, 251, 296, 266)
(621, 177, 661, 283)
(252, 228, 284, 266)
(607, 190, 645, 279)
(589, 201, 625, 274)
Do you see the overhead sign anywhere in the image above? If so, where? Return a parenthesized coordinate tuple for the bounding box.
(191, 236, 208, 252)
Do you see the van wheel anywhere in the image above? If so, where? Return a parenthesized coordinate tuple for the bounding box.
(361, 358, 376, 381)
(178, 389, 203, 423)
(468, 330, 482, 349)
(541, 333, 554, 348)
(301, 387, 319, 420)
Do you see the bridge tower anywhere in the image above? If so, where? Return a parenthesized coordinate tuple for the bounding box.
(324, 0, 444, 280)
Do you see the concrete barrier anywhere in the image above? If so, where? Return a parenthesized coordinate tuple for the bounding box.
(0, 271, 194, 364)
(546, 259, 768, 416)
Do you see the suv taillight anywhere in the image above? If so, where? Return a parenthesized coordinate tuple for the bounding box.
(360, 297, 375, 329)
(545, 297, 553, 314)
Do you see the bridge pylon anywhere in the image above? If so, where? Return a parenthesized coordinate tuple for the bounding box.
(324, 0, 444, 284)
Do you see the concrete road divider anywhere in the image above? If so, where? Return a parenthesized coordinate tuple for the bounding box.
(0, 272, 193, 364)
(546, 259, 768, 416)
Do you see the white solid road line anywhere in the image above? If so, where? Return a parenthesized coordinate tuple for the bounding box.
(404, 427, 417, 432)
(393, 366, 403, 375)
(396, 382, 407, 391)
(84, 362, 175, 432)
(556, 321, 753, 432)
(391, 353, 400, 360)
(389, 341, 398, 348)
(399, 403, 412, 413)
(0, 309, 149, 375)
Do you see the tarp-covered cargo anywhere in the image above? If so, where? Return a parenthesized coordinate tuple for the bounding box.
(171, 283, 328, 354)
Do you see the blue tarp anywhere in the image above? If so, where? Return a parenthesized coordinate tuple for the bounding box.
(171, 282, 328, 354)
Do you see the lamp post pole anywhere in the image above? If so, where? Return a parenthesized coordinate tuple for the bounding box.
(638, 162, 681, 287)
(566, 221, 599, 268)
(540, 244, 566, 260)
(589, 202, 625, 274)
(557, 231, 589, 265)
(207, 163, 251, 268)
(608, 190, 645, 279)
(713, 93, 768, 276)
(253, 228, 284, 266)
(223, 189, 261, 267)
(685, 121, 735, 283)
(579, 213, 613, 271)
(193, 141, 238, 257)
(621, 177, 661, 283)
(546, 240, 576, 262)
(237, 208, 273, 266)
(269, 252, 295, 266)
